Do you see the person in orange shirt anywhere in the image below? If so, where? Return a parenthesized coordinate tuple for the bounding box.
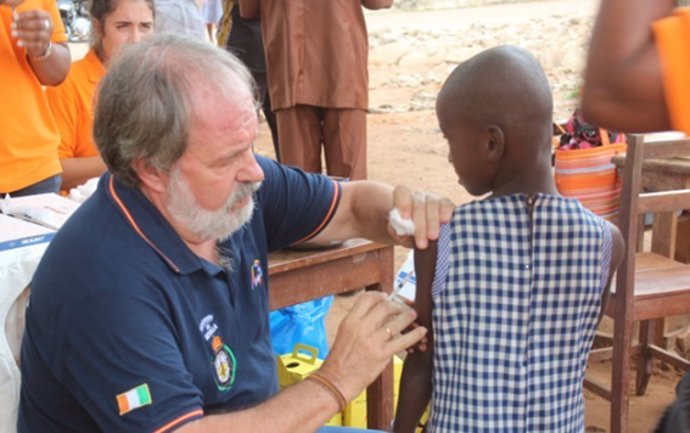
(1, 0, 70, 197)
(582, 0, 690, 135)
(46, 0, 155, 191)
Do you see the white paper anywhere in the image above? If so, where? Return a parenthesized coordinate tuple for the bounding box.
(0, 193, 80, 230)
(388, 208, 415, 236)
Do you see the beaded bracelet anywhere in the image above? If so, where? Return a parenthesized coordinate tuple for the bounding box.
(307, 372, 347, 412)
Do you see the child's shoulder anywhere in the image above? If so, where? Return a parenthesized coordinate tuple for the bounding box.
(451, 193, 608, 229)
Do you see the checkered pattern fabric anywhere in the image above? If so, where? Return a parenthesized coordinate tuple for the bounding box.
(429, 194, 611, 433)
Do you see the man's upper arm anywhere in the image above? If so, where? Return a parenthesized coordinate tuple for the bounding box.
(57, 292, 204, 432)
(238, 0, 260, 18)
(361, 0, 393, 10)
(257, 156, 340, 250)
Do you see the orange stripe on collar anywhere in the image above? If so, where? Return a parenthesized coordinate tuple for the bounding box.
(108, 176, 180, 273)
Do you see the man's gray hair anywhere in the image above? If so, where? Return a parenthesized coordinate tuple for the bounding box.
(93, 32, 258, 187)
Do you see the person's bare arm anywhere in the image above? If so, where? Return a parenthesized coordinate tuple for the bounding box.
(13, 10, 70, 85)
(176, 292, 427, 433)
(598, 222, 625, 325)
(237, 0, 259, 18)
(393, 243, 437, 433)
(361, 0, 393, 10)
(59, 157, 108, 191)
(581, 0, 674, 132)
(310, 182, 454, 250)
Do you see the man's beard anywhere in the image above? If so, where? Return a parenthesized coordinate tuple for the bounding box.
(165, 167, 262, 242)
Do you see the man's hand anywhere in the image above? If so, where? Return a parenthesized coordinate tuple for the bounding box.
(317, 292, 427, 401)
(12, 9, 54, 58)
(390, 185, 454, 249)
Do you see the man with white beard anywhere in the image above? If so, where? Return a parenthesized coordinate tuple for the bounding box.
(18, 33, 453, 433)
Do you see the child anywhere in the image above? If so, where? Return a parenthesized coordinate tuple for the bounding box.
(393, 46, 624, 433)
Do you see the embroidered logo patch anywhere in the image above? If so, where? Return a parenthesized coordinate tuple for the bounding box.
(199, 314, 218, 341)
(116, 383, 152, 416)
(211, 336, 236, 391)
(250, 259, 263, 289)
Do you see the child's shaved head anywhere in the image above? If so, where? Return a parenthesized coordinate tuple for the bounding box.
(436, 46, 556, 196)
(438, 45, 553, 151)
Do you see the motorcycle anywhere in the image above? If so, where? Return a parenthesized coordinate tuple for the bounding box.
(58, 0, 91, 43)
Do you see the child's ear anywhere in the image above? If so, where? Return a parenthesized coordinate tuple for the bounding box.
(485, 125, 505, 162)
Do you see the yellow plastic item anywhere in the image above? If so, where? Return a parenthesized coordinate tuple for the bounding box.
(277, 343, 322, 387)
(275, 344, 342, 426)
(342, 356, 429, 432)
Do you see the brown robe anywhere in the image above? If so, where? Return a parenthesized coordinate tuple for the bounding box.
(239, 0, 393, 180)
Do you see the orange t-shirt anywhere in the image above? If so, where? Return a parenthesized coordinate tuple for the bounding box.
(46, 49, 106, 160)
(0, 0, 67, 193)
(653, 7, 690, 135)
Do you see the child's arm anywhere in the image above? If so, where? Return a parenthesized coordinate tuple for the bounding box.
(581, 0, 674, 132)
(393, 242, 437, 433)
(599, 222, 625, 324)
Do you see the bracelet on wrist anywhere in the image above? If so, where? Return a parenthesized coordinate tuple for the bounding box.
(30, 41, 52, 61)
(307, 372, 347, 412)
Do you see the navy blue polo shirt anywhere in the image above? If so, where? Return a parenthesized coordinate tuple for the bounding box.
(18, 156, 341, 433)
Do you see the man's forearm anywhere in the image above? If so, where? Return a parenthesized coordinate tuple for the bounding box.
(177, 378, 340, 433)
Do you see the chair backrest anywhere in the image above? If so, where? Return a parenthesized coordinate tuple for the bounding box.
(615, 134, 690, 303)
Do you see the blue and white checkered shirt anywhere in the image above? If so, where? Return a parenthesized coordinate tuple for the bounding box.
(429, 194, 611, 433)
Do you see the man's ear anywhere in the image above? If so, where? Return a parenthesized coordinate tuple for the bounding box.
(485, 125, 505, 162)
(132, 158, 167, 194)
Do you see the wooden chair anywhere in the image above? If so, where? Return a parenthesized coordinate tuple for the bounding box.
(583, 134, 690, 433)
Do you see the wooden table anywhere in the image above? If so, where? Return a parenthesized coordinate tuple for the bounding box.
(268, 239, 395, 430)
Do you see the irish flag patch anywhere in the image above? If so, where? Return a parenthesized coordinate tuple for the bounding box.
(116, 384, 152, 415)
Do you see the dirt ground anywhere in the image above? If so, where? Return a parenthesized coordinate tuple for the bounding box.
(249, 1, 685, 431)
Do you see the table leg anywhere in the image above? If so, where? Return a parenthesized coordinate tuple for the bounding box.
(367, 359, 394, 430)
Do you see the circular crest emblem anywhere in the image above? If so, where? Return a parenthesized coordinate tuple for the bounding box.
(211, 336, 236, 391)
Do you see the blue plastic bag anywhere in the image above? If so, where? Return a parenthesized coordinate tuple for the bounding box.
(269, 295, 334, 359)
